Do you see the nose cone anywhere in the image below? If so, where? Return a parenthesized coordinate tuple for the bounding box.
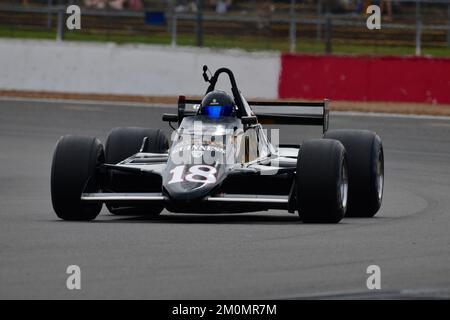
(164, 174, 216, 201)
(163, 163, 226, 202)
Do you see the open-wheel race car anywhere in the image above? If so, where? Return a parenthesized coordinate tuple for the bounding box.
(51, 66, 384, 223)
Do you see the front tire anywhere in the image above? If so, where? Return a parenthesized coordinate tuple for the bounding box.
(51, 136, 104, 221)
(324, 129, 384, 217)
(296, 139, 348, 223)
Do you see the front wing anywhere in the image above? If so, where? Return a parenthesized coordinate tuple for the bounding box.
(80, 152, 298, 213)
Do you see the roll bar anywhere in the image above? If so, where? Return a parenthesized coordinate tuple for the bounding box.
(203, 66, 246, 117)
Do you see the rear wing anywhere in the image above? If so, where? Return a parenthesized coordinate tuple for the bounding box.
(175, 96, 329, 133)
(248, 100, 329, 133)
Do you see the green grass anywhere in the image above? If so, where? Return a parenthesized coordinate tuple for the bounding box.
(1, 26, 450, 57)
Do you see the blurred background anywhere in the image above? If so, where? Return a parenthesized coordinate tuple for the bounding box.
(1, 0, 450, 57)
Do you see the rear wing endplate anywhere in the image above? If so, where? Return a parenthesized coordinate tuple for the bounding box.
(178, 96, 200, 121)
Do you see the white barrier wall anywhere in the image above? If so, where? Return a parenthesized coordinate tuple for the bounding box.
(0, 39, 280, 99)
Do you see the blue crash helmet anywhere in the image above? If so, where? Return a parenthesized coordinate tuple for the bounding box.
(199, 91, 236, 119)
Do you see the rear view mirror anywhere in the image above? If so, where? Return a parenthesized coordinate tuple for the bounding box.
(241, 116, 257, 125)
(162, 114, 178, 122)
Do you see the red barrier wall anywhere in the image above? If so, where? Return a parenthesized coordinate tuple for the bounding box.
(278, 54, 450, 104)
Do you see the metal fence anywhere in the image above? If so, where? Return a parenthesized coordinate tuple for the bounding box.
(1, 0, 450, 56)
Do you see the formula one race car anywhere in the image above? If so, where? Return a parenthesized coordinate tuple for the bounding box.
(51, 66, 384, 223)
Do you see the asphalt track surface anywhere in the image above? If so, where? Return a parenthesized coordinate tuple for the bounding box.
(1, 98, 450, 299)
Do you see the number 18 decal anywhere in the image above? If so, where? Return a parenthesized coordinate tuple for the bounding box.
(168, 165, 217, 186)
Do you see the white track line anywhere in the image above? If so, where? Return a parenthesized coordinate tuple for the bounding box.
(1, 96, 450, 121)
(0, 96, 169, 108)
(333, 111, 450, 121)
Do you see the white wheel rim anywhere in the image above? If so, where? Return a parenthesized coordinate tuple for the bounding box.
(376, 151, 384, 201)
(340, 161, 348, 210)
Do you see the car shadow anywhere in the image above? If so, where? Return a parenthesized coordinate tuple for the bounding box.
(48, 212, 372, 225)
(95, 213, 303, 225)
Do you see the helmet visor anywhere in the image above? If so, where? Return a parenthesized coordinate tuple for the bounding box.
(202, 104, 234, 119)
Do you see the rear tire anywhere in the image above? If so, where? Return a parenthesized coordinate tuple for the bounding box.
(296, 139, 348, 223)
(105, 127, 168, 165)
(51, 135, 104, 221)
(104, 127, 168, 216)
(324, 129, 384, 217)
